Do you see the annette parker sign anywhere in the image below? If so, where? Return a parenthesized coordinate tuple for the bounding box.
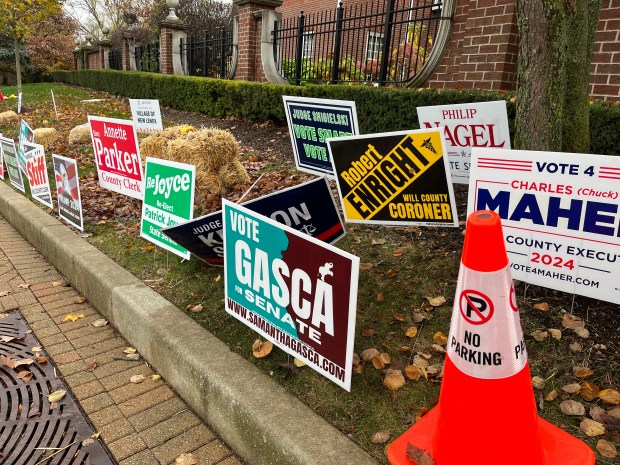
(223, 199, 359, 391)
(327, 128, 458, 227)
(468, 148, 620, 305)
(282, 96, 359, 177)
(88, 116, 144, 200)
(417, 100, 511, 184)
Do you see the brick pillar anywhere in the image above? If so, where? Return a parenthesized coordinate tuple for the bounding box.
(160, 28, 174, 74)
(233, 0, 283, 82)
(98, 39, 111, 69)
(122, 35, 131, 71)
(73, 50, 80, 70)
(427, 0, 518, 91)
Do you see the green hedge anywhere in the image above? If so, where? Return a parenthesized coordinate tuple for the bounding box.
(53, 70, 619, 155)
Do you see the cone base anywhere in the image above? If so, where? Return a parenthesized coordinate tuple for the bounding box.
(387, 406, 596, 465)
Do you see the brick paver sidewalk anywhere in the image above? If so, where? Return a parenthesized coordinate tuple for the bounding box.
(0, 216, 243, 465)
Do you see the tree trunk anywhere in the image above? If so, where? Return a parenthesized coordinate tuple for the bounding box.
(515, 0, 601, 153)
(14, 38, 22, 95)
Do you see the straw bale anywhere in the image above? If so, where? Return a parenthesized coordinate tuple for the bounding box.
(0, 111, 18, 125)
(33, 128, 59, 147)
(220, 159, 250, 187)
(68, 124, 91, 144)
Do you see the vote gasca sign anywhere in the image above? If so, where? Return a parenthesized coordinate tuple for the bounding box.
(88, 115, 144, 199)
(140, 157, 195, 259)
(468, 148, 620, 304)
(328, 129, 458, 227)
(223, 199, 359, 391)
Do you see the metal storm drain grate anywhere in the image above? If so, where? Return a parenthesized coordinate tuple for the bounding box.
(0, 311, 116, 465)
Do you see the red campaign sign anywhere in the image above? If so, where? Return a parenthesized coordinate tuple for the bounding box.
(88, 116, 144, 200)
(459, 289, 494, 325)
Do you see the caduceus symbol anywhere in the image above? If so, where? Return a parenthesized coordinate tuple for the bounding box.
(420, 137, 437, 155)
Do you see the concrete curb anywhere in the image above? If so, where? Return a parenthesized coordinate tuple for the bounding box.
(0, 182, 378, 465)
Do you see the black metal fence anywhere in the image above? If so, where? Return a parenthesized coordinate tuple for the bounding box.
(109, 49, 123, 70)
(181, 27, 233, 78)
(135, 41, 160, 72)
(273, 0, 444, 86)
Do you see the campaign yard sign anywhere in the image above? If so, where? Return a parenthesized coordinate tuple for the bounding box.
(52, 154, 83, 231)
(129, 99, 163, 134)
(417, 100, 511, 184)
(468, 148, 620, 305)
(23, 141, 53, 208)
(0, 134, 4, 180)
(18, 119, 34, 174)
(283, 96, 359, 177)
(161, 177, 346, 266)
(140, 157, 195, 259)
(1, 136, 25, 192)
(328, 129, 458, 227)
(88, 115, 144, 200)
(223, 199, 359, 390)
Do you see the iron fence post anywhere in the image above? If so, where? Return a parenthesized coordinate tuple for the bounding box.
(295, 11, 305, 85)
(188, 35, 194, 75)
(203, 31, 208, 77)
(180, 37, 184, 73)
(220, 27, 226, 78)
(379, 0, 395, 86)
(331, 1, 344, 84)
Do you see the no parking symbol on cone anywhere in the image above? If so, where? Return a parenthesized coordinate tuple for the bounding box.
(387, 210, 595, 465)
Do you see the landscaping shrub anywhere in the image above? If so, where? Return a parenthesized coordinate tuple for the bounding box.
(53, 70, 619, 155)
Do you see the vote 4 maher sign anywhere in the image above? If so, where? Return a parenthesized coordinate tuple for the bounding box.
(223, 199, 359, 391)
(328, 128, 458, 227)
(468, 148, 620, 305)
(88, 115, 144, 200)
(23, 141, 53, 208)
(417, 100, 511, 184)
(141, 157, 195, 259)
(282, 96, 359, 177)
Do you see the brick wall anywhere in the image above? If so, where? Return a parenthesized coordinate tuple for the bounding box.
(160, 28, 174, 74)
(235, 2, 269, 82)
(86, 51, 101, 70)
(590, 0, 620, 101)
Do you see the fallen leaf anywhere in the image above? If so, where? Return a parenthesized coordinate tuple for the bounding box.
(156, 268, 168, 276)
(426, 364, 442, 378)
(549, 328, 562, 340)
(383, 369, 406, 391)
(143, 245, 156, 252)
(213, 274, 221, 282)
(0, 291, 10, 297)
(405, 326, 418, 338)
(560, 399, 585, 416)
(91, 319, 108, 327)
(188, 304, 203, 312)
(252, 339, 273, 358)
(361, 327, 375, 337)
(412, 312, 426, 323)
(63, 313, 85, 322)
(37, 355, 47, 364)
(596, 439, 618, 459)
(32, 346, 43, 352)
(51, 281, 63, 287)
(431, 344, 446, 354)
(573, 327, 590, 339)
(293, 359, 306, 368)
(0, 335, 15, 343)
(392, 247, 408, 257)
(545, 389, 558, 401)
(531, 329, 548, 341)
(427, 296, 446, 307)
(562, 313, 585, 329)
(413, 355, 429, 369)
(580, 381, 600, 401)
(359, 263, 374, 271)
(17, 283, 31, 289)
(84, 361, 97, 372)
(50, 402, 58, 410)
(599, 389, 620, 405)
(569, 342, 583, 352)
(74, 297, 86, 304)
(130, 374, 146, 384)
(16, 371, 33, 383)
(562, 383, 582, 394)
(589, 405, 608, 423)
(393, 313, 406, 322)
(175, 453, 197, 465)
(371, 238, 387, 245)
(606, 408, 620, 420)
(361, 348, 380, 362)
(573, 366, 593, 378)
(532, 376, 545, 390)
(580, 418, 605, 436)
(123, 347, 137, 354)
(372, 356, 385, 370)
(82, 438, 96, 447)
(386, 269, 397, 278)
(433, 332, 448, 345)
(0, 355, 34, 369)
(533, 302, 549, 312)
(405, 443, 435, 465)
(27, 406, 40, 418)
(48, 390, 66, 403)
(371, 430, 391, 444)
(152, 374, 162, 381)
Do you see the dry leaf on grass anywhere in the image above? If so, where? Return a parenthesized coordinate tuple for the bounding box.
(580, 381, 600, 401)
(545, 389, 558, 401)
(412, 312, 426, 323)
(431, 344, 446, 354)
(562, 314, 585, 329)
(130, 375, 146, 384)
(573, 327, 590, 339)
(252, 339, 273, 358)
(371, 238, 387, 245)
(569, 342, 583, 352)
(48, 390, 66, 403)
(433, 332, 448, 345)
(406, 443, 435, 465)
(599, 389, 620, 405)
(532, 376, 545, 390)
(393, 247, 408, 257)
(362, 327, 375, 337)
(413, 355, 429, 369)
(596, 439, 618, 459)
(562, 383, 582, 394)
(175, 453, 197, 465)
(580, 418, 605, 436)
(188, 304, 203, 312)
(359, 263, 374, 271)
(531, 330, 548, 341)
(560, 399, 585, 416)
(383, 369, 406, 391)
(361, 348, 380, 362)
(533, 302, 549, 312)
(376, 293, 384, 302)
(293, 359, 306, 368)
(405, 365, 421, 380)
(426, 296, 446, 307)
(371, 430, 391, 444)
(573, 366, 593, 378)
(549, 328, 562, 340)
(372, 356, 385, 370)
(386, 269, 397, 278)
(406, 327, 418, 338)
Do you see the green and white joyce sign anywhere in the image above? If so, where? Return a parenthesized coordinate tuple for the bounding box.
(140, 157, 195, 259)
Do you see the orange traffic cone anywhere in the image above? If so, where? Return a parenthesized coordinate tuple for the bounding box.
(387, 210, 595, 465)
